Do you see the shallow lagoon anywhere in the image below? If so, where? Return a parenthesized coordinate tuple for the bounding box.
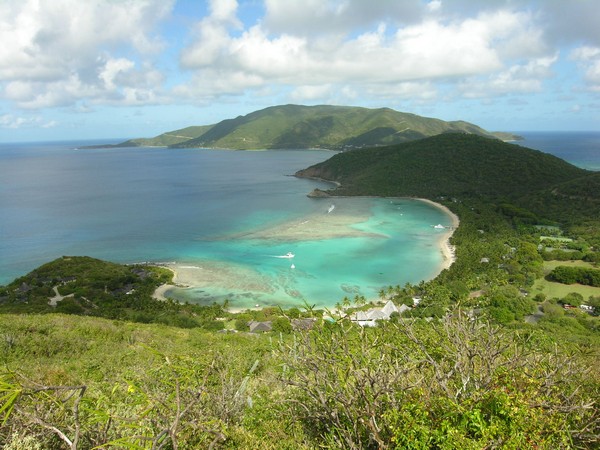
(163, 196, 454, 309)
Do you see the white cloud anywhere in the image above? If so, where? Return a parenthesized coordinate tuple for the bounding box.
(0, 113, 57, 129)
(263, 0, 425, 35)
(0, 0, 174, 108)
(427, 1, 442, 13)
(289, 85, 333, 102)
(459, 54, 558, 98)
(179, 6, 550, 103)
(571, 46, 600, 92)
(1, 0, 595, 120)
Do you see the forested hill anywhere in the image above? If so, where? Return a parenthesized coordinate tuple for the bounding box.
(296, 133, 597, 218)
(110, 104, 520, 150)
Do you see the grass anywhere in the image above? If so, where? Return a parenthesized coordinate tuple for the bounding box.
(0, 313, 272, 386)
(543, 260, 596, 270)
(540, 236, 573, 242)
(531, 260, 600, 300)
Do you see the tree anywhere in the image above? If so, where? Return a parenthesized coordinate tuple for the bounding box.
(272, 317, 292, 334)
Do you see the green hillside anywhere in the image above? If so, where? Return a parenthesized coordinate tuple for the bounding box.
(296, 133, 591, 204)
(174, 105, 506, 149)
(121, 124, 214, 147)
(0, 256, 227, 328)
(106, 104, 518, 150)
(518, 171, 600, 222)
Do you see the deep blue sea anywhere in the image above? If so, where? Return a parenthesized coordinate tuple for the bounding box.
(1, 131, 598, 309)
(513, 131, 600, 171)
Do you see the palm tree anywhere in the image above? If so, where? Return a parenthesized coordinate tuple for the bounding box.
(342, 296, 351, 309)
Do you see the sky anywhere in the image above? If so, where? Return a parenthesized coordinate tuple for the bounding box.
(0, 0, 599, 142)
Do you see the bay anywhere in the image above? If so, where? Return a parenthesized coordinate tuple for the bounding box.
(4, 131, 595, 309)
(0, 142, 452, 309)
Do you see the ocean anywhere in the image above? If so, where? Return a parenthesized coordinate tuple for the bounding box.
(514, 131, 600, 171)
(1, 132, 598, 309)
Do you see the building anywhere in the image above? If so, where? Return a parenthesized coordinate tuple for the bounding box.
(350, 300, 410, 327)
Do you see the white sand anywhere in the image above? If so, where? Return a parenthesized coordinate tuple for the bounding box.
(415, 198, 460, 271)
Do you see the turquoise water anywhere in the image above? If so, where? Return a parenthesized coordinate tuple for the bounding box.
(165, 197, 452, 309)
(0, 142, 452, 308)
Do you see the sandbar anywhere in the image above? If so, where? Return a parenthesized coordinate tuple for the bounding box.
(153, 260, 275, 302)
(210, 199, 383, 242)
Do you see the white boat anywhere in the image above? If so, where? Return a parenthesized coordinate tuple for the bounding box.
(274, 252, 295, 259)
(433, 224, 445, 229)
(328, 204, 335, 213)
(290, 263, 295, 269)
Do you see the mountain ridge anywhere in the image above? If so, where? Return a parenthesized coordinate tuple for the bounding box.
(98, 104, 521, 150)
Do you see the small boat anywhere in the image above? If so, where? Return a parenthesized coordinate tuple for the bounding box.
(328, 204, 335, 213)
(290, 263, 295, 269)
(274, 252, 295, 259)
(433, 224, 445, 229)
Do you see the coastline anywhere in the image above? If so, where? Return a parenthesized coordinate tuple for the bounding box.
(415, 198, 460, 271)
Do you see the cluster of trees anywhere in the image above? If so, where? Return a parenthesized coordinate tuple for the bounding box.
(548, 266, 600, 288)
(0, 256, 229, 330)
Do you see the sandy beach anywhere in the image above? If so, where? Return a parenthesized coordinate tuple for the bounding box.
(415, 198, 460, 271)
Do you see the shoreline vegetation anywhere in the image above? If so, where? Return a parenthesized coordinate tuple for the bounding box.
(152, 197, 459, 307)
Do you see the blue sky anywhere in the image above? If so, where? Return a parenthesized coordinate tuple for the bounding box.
(1, 0, 599, 142)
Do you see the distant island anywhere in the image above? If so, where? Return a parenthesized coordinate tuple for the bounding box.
(85, 104, 523, 150)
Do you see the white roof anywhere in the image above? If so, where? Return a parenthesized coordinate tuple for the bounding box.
(381, 300, 399, 317)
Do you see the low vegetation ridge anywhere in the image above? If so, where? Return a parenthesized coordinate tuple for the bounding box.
(296, 133, 598, 220)
(2, 133, 599, 448)
(94, 104, 522, 150)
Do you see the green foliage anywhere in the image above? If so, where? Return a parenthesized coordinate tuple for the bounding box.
(0, 314, 282, 449)
(272, 317, 292, 334)
(235, 316, 250, 331)
(548, 265, 600, 287)
(278, 313, 600, 449)
(0, 256, 233, 329)
(297, 133, 588, 203)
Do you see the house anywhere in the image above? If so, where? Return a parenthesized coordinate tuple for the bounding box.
(248, 320, 272, 333)
(350, 300, 409, 327)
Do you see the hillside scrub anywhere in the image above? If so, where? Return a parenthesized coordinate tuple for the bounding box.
(278, 313, 599, 449)
(1, 313, 598, 449)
